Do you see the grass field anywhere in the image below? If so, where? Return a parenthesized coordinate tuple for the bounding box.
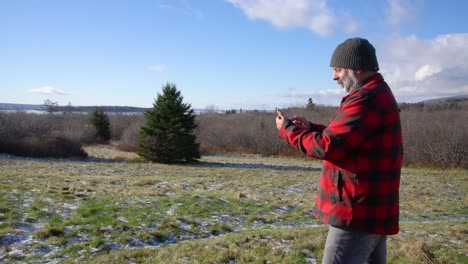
(0, 145, 467, 263)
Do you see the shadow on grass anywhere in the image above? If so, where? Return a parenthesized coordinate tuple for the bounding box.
(0, 153, 321, 171)
(0, 153, 118, 163)
(191, 161, 321, 171)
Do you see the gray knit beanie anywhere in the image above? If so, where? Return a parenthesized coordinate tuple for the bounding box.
(330, 38, 379, 71)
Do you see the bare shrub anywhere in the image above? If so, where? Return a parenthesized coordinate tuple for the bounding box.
(0, 112, 88, 158)
(195, 106, 337, 156)
(119, 117, 146, 151)
(108, 114, 142, 141)
(401, 109, 468, 168)
(196, 111, 306, 156)
(61, 114, 96, 144)
(0, 135, 87, 158)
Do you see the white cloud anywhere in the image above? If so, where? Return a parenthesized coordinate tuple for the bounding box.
(280, 88, 344, 106)
(226, 0, 358, 36)
(385, 0, 422, 27)
(180, 0, 204, 20)
(148, 64, 167, 72)
(318, 88, 342, 96)
(342, 14, 360, 34)
(379, 33, 468, 102)
(29, 86, 66, 95)
(159, 1, 204, 20)
(414, 64, 442, 81)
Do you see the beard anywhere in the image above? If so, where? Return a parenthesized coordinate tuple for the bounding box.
(339, 70, 359, 93)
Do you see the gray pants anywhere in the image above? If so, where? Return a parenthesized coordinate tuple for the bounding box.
(322, 225, 387, 264)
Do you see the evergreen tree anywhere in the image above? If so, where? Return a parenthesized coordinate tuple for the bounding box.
(64, 101, 73, 114)
(138, 83, 200, 163)
(306, 97, 315, 111)
(89, 107, 111, 143)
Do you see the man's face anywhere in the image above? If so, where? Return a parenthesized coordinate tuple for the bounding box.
(333, 67, 358, 93)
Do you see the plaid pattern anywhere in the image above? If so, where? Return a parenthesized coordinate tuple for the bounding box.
(279, 74, 403, 235)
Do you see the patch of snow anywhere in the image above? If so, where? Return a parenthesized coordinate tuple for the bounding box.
(8, 248, 24, 257)
(449, 238, 463, 244)
(90, 247, 101, 253)
(117, 216, 128, 223)
(166, 203, 183, 215)
(178, 222, 191, 231)
(1, 233, 28, 246)
(99, 225, 115, 232)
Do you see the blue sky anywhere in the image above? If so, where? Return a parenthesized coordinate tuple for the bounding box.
(1, 0, 467, 110)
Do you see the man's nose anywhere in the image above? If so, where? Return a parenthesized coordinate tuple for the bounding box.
(332, 73, 338, 80)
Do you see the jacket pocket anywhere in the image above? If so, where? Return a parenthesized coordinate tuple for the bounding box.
(331, 170, 343, 204)
(332, 170, 356, 208)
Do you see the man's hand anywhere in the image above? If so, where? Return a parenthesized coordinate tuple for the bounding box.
(291, 116, 311, 130)
(276, 108, 286, 130)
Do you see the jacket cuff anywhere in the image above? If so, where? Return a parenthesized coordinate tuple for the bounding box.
(283, 119, 293, 129)
(279, 119, 289, 139)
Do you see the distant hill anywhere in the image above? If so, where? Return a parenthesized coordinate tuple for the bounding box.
(0, 103, 213, 113)
(420, 95, 468, 104)
(0, 103, 151, 113)
(3, 95, 466, 113)
(0, 103, 41, 111)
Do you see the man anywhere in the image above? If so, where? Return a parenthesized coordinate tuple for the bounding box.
(275, 38, 403, 264)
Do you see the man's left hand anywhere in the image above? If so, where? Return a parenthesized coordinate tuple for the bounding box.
(276, 108, 287, 130)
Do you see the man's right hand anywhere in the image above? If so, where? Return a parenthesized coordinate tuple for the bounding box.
(291, 116, 311, 130)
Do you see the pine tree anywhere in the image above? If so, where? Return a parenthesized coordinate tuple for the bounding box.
(138, 83, 200, 163)
(89, 107, 111, 143)
(64, 101, 73, 114)
(306, 97, 315, 111)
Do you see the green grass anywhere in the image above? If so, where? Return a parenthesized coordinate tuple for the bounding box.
(0, 145, 466, 263)
(84, 227, 327, 264)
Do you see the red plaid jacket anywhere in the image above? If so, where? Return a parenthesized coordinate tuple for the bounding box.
(279, 73, 403, 235)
